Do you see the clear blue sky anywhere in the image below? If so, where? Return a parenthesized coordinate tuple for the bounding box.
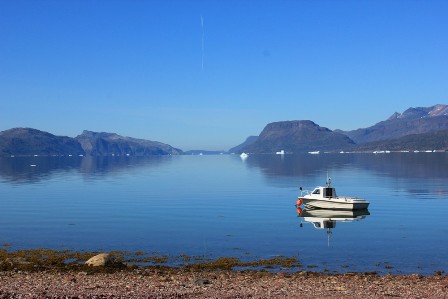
(1, 0, 447, 150)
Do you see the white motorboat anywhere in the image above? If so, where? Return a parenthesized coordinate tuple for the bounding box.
(296, 178, 369, 210)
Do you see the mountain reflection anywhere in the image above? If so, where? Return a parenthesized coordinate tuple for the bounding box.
(0, 156, 172, 184)
(242, 154, 356, 177)
(243, 153, 448, 180)
(78, 156, 171, 176)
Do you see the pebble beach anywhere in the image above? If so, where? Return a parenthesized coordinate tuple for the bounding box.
(1, 269, 447, 298)
(1, 251, 447, 298)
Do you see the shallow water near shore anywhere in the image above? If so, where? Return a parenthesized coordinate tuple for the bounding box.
(0, 153, 447, 275)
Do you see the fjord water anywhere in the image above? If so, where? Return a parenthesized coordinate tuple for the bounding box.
(0, 153, 447, 275)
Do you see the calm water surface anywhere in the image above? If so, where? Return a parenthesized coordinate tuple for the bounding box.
(0, 153, 447, 275)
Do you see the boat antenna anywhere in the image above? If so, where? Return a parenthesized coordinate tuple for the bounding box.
(326, 172, 331, 187)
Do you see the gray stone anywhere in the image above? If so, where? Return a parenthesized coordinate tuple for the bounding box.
(85, 253, 114, 267)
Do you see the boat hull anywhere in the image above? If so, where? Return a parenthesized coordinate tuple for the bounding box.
(299, 197, 369, 210)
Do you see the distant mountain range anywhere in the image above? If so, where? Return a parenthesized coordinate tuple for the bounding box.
(1, 104, 447, 156)
(0, 128, 85, 156)
(234, 120, 355, 153)
(76, 130, 182, 156)
(338, 104, 448, 144)
(0, 128, 182, 156)
(231, 104, 448, 153)
(353, 129, 448, 152)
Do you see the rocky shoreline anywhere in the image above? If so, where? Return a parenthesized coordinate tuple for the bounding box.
(1, 268, 447, 298)
(1, 250, 447, 298)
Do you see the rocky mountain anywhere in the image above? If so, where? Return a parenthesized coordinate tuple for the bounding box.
(339, 104, 448, 144)
(0, 128, 182, 156)
(227, 136, 258, 153)
(75, 130, 182, 156)
(238, 120, 355, 153)
(353, 129, 448, 152)
(0, 128, 85, 156)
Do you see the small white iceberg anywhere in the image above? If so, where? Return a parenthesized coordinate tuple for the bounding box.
(276, 150, 285, 155)
(240, 152, 248, 159)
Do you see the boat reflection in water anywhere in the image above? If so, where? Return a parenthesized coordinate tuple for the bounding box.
(297, 207, 370, 245)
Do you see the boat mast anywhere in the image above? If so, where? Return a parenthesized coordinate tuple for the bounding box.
(326, 172, 331, 187)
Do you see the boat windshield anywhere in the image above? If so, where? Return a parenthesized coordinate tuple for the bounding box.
(323, 187, 336, 198)
(312, 189, 320, 194)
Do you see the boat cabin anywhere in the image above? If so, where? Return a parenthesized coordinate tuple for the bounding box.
(312, 187, 337, 198)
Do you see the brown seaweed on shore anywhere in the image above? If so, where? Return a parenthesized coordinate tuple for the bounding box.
(0, 249, 303, 273)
